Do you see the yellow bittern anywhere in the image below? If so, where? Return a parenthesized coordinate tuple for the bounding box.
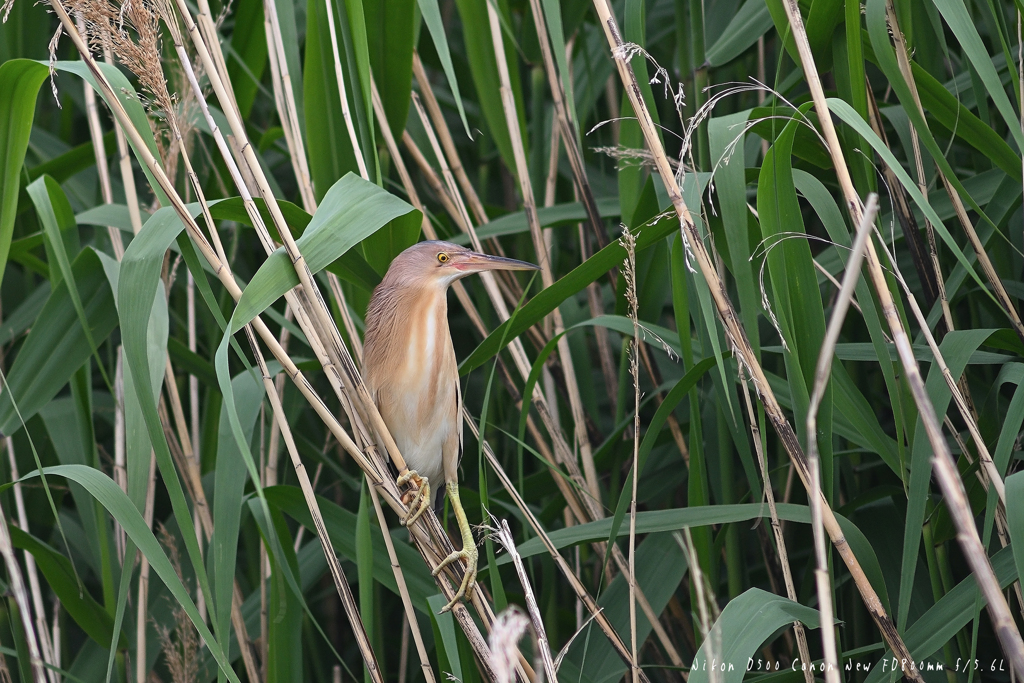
(363, 240, 539, 611)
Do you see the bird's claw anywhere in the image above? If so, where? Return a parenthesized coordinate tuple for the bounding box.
(432, 544, 477, 613)
(397, 470, 430, 527)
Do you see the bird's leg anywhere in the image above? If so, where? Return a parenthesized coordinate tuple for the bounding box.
(397, 469, 430, 527)
(432, 481, 478, 612)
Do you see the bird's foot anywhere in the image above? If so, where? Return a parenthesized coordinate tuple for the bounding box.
(397, 470, 430, 527)
(432, 542, 477, 613)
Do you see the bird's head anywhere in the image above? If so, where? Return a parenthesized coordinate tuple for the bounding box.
(383, 240, 540, 290)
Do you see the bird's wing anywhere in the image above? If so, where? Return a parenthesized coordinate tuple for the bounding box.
(457, 378, 464, 455)
(442, 377, 463, 484)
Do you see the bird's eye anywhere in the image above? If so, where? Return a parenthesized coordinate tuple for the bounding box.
(437, 252, 450, 263)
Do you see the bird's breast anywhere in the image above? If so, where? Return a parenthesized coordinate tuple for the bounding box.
(367, 294, 458, 483)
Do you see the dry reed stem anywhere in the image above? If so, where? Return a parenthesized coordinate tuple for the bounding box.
(398, 614, 410, 683)
(578, 214, 620, 407)
(5, 440, 59, 683)
(264, 305, 293, 490)
(865, 69, 943, 322)
(681, 527, 720, 683)
(589, 0, 924, 676)
(489, 518, 557, 683)
(543, 127, 562, 428)
(524, 0, 608, 254)
(807, 194, 879, 683)
(192, 0, 237, 121)
(412, 53, 489, 225)
(247, 326, 384, 683)
(186, 270, 205, 624)
(135, 450, 156, 683)
(75, 13, 123, 259)
(321, 0, 368, 179)
(113, 349, 126, 559)
(0, 498, 47, 683)
(368, 485, 437, 683)
(262, 0, 315, 209)
(49, 601, 59, 678)
(778, 0, 1024, 673)
(261, 305, 290, 679)
(812, 259, 864, 317)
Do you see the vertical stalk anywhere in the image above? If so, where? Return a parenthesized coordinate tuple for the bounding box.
(99, 43, 143, 236)
(135, 452, 157, 683)
(321, 0, 368, 179)
(412, 53, 489, 226)
(524, 0, 608, 252)
(75, 13, 123, 259)
(262, 0, 316, 208)
(807, 195, 878, 683)
(5, 440, 59, 683)
(0, 501, 46, 683)
(622, 229, 640, 683)
(367, 486, 437, 683)
(542, 124, 561, 430)
(113, 350, 126, 560)
(186, 271, 206, 624)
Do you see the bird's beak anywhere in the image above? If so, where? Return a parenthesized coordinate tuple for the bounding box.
(453, 252, 541, 273)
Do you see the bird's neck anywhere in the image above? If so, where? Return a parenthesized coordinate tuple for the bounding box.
(363, 281, 455, 393)
(402, 287, 451, 369)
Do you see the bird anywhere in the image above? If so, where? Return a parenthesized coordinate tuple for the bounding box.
(363, 240, 539, 611)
